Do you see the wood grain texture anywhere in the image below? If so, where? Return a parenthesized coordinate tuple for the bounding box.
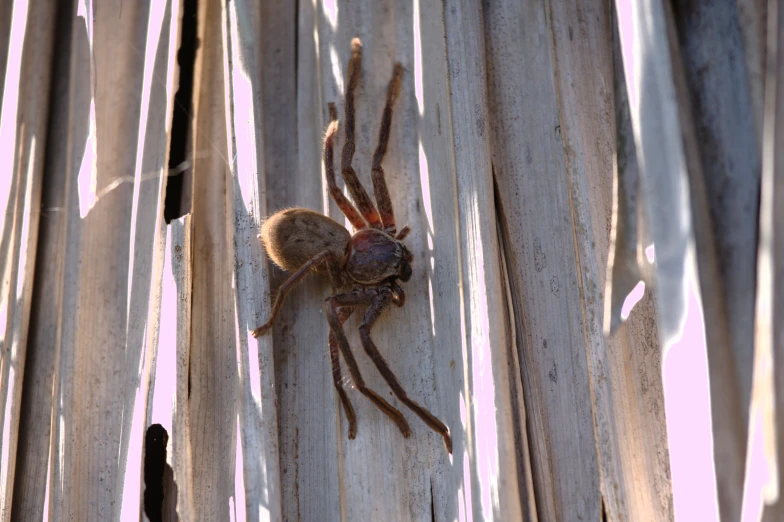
(665, 3, 750, 519)
(33, 1, 180, 519)
(0, 0, 57, 517)
(172, 216, 195, 522)
(442, 1, 524, 519)
(550, 2, 673, 520)
(270, 1, 345, 520)
(224, 0, 283, 519)
(188, 0, 240, 517)
(483, 0, 602, 516)
(144, 216, 194, 522)
(672, 0, 761, 440)
(0, 1, 704, 520)
(759, 2, 784, 519)
(11, 2, 74, 518)
(619, 0, 752, 519)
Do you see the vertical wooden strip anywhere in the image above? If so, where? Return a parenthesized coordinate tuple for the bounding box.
(46, 0, 179, 518)
(188, 0, 238, 517)
(671, 0, 761, 445)
(223, 0, 283, 519)
(549, 1, 673, 520)
(759, 1, 784, 519)
(310, 5, 447, 520)
(11, 1, 74, 518)
(483, 1, 601, 519)
(172, 216, 195, 522)
(145, 215, 194, 522)
(443, 2, 523, 520)
(0, 0, 57, 517)
(277, 1, 344, 520)
(618, 0, 749, 519)
(664, 3, 749, 519)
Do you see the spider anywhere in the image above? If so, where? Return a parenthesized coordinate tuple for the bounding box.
(251, 38, 452, 453)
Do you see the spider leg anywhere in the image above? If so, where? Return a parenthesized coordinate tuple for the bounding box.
(341, 38, 383, 229)
(329, 306, 358, 439)
(395, 226, 411, 241)
(371, 62, 404, 236)
(359, 287, 453, 453)
(324, 107, 366, 230)
(252, 250, 334, 337)
(325, 290, 412, 438)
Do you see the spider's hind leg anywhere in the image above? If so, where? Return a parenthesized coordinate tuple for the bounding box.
(359, 286, 453, 453)
(329, 306, 358, 439)
(324, 289, 412, 438)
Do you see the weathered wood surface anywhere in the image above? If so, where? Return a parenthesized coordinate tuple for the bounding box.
(486, 1, 671, 520)
(757, 1, 784, 520)
(146, 216, 194, 521)
(225, 0, 283, 519)
(10, 2, 73, 518)
(54, 0, 179, 518)
(9, 0, 784, 520)
(0, 0, 57, 518)
(615, 0, 773, 520)
(188, 0, 283, 519)
(4, 0, 181, 520)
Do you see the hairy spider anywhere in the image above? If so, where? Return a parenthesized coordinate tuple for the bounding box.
(251, 39, 452, 453)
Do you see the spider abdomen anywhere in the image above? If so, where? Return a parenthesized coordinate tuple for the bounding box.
(260, 207, 351, 272)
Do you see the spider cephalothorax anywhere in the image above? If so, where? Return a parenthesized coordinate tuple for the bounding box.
(251, 38, 451, 453)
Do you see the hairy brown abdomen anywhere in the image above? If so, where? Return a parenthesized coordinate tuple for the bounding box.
(260, 207, 351, 272)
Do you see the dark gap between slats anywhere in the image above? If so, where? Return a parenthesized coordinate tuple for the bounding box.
(164, 0, 198, 223)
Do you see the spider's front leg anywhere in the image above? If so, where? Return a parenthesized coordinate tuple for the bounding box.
(340, 38, 383, 229)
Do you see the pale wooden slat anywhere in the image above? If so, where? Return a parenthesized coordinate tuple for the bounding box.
(272, 0, 344, 520)
(187, 0, 238, 517)
(605, 10, 674, 519)
(315, 8, 433, 522)
(665, 3, 751, 519)
(417, 2, 517, 518)
(145, 215, 194, 522)
(43, 1, 180, 519)
(171, 216, 195, 522)
(759, 1, 784, 519)
(10, 3, 74, 519)
(496, 224, 539, 522)
(484, 1, 602, 519)
(441, 1, 525, 519)
(672, 0, 761, 442)
(223, 1, 283, 520)
(548, 1, 673, 519)
(619, 0, 748, 519)
(0, 0, 57, 518)
(188, 0, 284, 518)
